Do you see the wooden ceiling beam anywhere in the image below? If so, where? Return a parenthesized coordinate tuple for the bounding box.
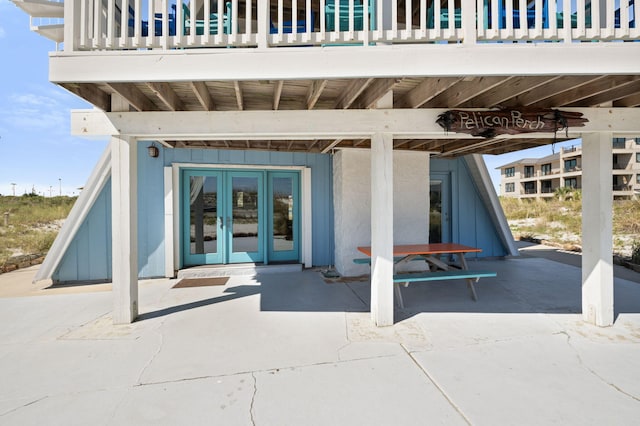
(273, 80, 284, 110)
(398, 77, 464, 108)
(107, 83, 155, 112)
(460, 76, 557, 108)
(190, 81, 215, 111)
(406, 140, 430, 149)
(147, 82, 184, 111)
(234, 81, 244, 110)
(334, 78, 375, 109)
(614, 90, 640, 107)
(535, 75, 640, 108)
(504, 75, 602, 107)
(307, 79, 328, 110)
(566, 77, 640, 107)
(62, 83, 112, 112)
(422, 139, 453, 151)
(354, 78, 402, 109)
(440, 137, 510, 156)
(422, 76, 506, 108)
(321, 138, 342, 153)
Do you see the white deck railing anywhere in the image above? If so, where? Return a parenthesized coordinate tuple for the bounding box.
(64, 0, 639, 51)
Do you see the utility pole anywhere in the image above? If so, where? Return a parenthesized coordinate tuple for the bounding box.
(59, 178, 62, 196)
(10, 183, 16, 196)
(49, 186, 53, 197)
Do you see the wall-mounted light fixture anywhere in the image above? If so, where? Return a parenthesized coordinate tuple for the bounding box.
(147, 142, 159, 158)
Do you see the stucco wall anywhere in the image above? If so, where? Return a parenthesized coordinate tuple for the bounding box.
(333, 150, 430, 277)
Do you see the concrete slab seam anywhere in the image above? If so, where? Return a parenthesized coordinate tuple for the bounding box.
(56, 309, 112, 340)
(400, 343, 472, 426)
(0, 396, 48, 418)
(249, 372, 257, 426)
(343, 282, 368, 307)
(556, 331, 640, 403)
(135, 320, 167, 385)
(135, 355, 400, 388)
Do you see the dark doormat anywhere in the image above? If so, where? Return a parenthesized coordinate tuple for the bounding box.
(173, 277, 229, 288)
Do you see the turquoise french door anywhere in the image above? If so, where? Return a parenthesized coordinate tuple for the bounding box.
(268, 172, 300, 262)
(429, 172, 451, 244)
(227, 171, 264, 263)
(182, 169, 300, 266)
(183, 170, 223, 265)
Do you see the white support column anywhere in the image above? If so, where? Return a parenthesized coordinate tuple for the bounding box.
(111, 135, 139, 324)
(581, 132, 614, 327)
(370, 132, 394, 327)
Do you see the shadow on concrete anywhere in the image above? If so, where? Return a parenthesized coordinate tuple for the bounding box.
(138, 256, 640, 323)
(138, 272, 370, 321)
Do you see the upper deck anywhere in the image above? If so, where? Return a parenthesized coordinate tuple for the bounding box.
(18, 0, 640, 155)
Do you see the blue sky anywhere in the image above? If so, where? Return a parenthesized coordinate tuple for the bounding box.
(0, 0, 580, 196)
(0, 1, 108, 197)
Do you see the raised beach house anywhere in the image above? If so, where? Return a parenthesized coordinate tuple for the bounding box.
(12, 0, 640, 327)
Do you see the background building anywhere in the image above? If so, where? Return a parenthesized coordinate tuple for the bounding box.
(498, 137, 640, 200)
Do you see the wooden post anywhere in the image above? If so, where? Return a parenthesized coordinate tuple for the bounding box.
(111, 135, 139, 324)
(581, 132, 614, 326)
(3, 212, 8, 227)
(370, 132, 394, 327)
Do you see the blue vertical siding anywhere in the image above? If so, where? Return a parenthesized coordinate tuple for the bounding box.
(52, 148, 502, 283)
(431, 157, 507, 258)
(53, 180, 112, 283)
(53, 145, 334, 282)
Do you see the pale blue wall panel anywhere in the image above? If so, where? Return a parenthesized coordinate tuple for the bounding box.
(53, 180, 112, 283)
(431, 158, 507, 258)
(137, 145, 165, 278)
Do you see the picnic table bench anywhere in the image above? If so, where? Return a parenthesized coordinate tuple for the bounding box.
(355, 243, 498, 308)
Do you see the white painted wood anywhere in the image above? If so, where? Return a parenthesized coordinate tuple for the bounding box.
(581, 132, 614, 327)
(172, 164, 181, 271)
(111, 135, 139, 324)
(63, 0, 77, 52)
(71, 108, 640, 140)
(370, 133, 394, 327)
(164, 166, 174, 278)
(462, 0, 477, 44)
(302, 167, 313, 268)
(257, 0, 268, 48)
(50, 43, 640, 82)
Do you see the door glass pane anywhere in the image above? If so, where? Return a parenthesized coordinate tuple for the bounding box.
(190, 176, 217, 255)
(232, 176, 259, 253)
(272, 177, 294, 252)
(429, 181, 442, 244)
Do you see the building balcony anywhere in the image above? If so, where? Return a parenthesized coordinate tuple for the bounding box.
(561, 146, 580, 154)
(613, 184, 632, 191)
(60, 0, 639, 52)
(613, 163, 632, 170)
(564, 166, 582, 173)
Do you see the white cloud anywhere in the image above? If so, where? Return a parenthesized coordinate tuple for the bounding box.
(11, 93, 61, 108)
(1, 92, 69, 133)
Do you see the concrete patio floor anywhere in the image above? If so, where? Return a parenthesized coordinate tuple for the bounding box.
(1, 254, 640, 425)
